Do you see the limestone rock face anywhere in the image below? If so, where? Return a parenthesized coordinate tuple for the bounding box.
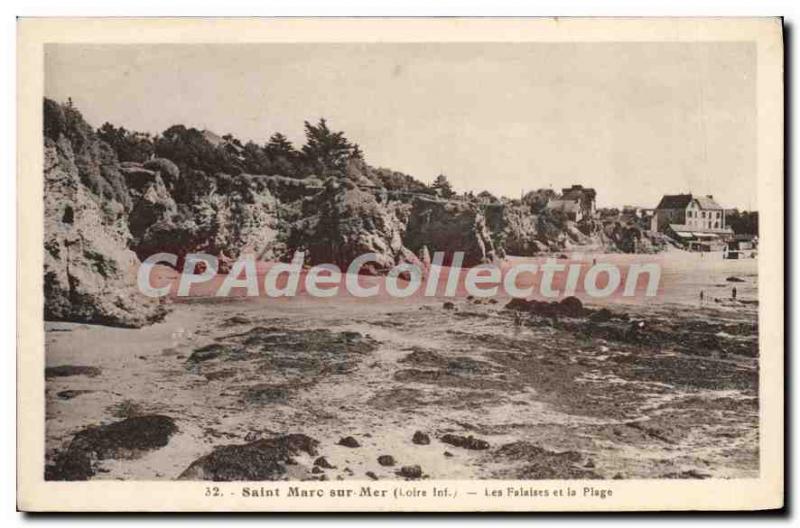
(404, 196, 496, 266)
(122, 164, 178, 249)
(287, 179, 419, 273)
(484, 204, 541, 257)
(43, 136, 166, 327)
(130, 172, 280, 270)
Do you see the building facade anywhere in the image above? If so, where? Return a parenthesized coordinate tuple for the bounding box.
(652, 193, 734, 250)
(546, 185, 597, 222)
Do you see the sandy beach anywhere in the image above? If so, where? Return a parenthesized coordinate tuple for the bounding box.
(43, 251, 759, 481)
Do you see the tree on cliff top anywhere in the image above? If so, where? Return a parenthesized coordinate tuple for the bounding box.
(154, 125, 242, 176)
(300, 118, 363, 177)
(431, 174, 455, 199)
(97, 122, 155, 163)
(265, 133, 300, 177)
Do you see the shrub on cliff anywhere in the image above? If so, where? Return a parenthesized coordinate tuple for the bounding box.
(154, 125, 242, 177)
(97, 122, 155, 163)
(44, 98, 130, 209)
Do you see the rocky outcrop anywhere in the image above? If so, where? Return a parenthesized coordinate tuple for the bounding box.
(43, 134, 166, 327)
(404, 196, 496, 266)
(45, 415, 178, 480)
(130, 171, 281, 270)
(287, 179, 419, 272)
(178, 434, 319, 481)
(260, 174, 323, 203)
(42, 98, 669, 330)
(603, 222, 667, 254)
(484, 204, 545, 257)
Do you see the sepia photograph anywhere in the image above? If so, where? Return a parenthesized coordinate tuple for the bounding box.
(16, 17, 784, 512)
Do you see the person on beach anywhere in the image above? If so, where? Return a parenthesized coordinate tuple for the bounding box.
(700, 290, 704, 305)
(732, 286, 737, 300)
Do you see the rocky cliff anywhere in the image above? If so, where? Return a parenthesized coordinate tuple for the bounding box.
(128, 169, 281, 271)
(42, 98, 663, 327)
(43, 106, 166, 327)
(404, 196, 496, 266)
(286, 179, 418, 273)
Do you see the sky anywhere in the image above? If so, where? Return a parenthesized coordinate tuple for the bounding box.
(45, 42, 756, 209)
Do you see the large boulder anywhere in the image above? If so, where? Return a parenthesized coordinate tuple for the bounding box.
(46, 415, 178, 480)
(178, 434, 319, 481)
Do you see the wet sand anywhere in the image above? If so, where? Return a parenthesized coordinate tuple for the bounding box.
(44, 251, 759, 481)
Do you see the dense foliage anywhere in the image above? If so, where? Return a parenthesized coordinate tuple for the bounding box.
(726, 210, 759, 235)
(44, 98, 131, 208)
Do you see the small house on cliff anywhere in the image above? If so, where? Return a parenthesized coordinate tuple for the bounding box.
(545, 185, 597, 222)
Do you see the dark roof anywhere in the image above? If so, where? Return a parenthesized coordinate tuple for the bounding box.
(693, 196, 723, 210)
(656, 194, 693, 209)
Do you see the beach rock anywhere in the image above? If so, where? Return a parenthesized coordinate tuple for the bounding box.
(661, 469, 710, 479)
(337, 436, 360, 448)
(178, 434, 319, 481)
(366, 471, 379, 480)
(56, 389, 94, 400)
(377, 455, 396, 467)
(224, 315, 251, 326)
(70, 415, 178, 458)
(440, 434, 490, 450)
(242, 384, 291, 404)
(505, 296, 589, 319)
(186, 327, 379, 399)
(314, 456, 336, 469)
(396, 465, 423, 480)
(492, 441, 600, 480)
(589, 308, 613, 323)
(726, 276, 746, 283)
(443, 302, 456, 310)
(559, 296, 584, 317)
(412, 431, 431, 445)
(45, 365, 102, 378)
(400, 347, 446, 366)
(504, 298, 532, 312)
(186, 344, 228, 363)
(46, 415, 178, 480)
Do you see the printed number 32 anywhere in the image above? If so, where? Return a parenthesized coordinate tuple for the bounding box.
(205, 486, 221, 497)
